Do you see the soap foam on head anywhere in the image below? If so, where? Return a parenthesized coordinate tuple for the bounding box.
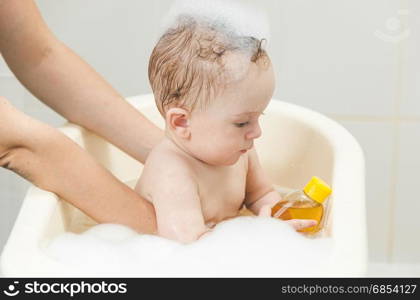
(161, 0, 271, 48)
(46, 217, 333, 277)
(149, 0, 272, 112)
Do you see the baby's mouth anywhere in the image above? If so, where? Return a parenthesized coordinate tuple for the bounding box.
(240, 144, 253, 153)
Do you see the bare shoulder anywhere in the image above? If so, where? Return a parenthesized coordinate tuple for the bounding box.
(135, 140, 196, 199)
(144, 139, 194, 175)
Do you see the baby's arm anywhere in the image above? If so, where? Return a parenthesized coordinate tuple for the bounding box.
(137, 156, 209, 243)
(244, 148, 317, 230)
(244, 148, 282, 214)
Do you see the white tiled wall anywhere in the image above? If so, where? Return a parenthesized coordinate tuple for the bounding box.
(0, 0, 419, 268)
(391, 0, 420, 264)
(401, 0, 420, 116)
(338, 121, 395, 263)
(393, 123, 420, 263)
(264, 0, 400, 117)
(333, 0, 420, 264)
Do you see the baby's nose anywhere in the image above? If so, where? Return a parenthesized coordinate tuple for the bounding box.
(246, 124, 262, 140)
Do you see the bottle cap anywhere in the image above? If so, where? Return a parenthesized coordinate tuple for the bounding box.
(303, 176, 332, 204)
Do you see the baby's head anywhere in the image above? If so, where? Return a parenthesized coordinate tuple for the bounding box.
(149, 15, 275, 166)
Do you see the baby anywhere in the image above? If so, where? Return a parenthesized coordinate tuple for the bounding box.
(135, 16, 316, 243)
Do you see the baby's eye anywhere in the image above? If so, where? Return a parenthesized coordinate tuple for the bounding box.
(234, 122, 249, 128)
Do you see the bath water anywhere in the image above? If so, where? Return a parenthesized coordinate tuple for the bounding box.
(46, 217, 333, 277)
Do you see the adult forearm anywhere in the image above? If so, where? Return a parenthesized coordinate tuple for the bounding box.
(18, 40, 163, 164)
(0, 0, 163, 163)
(0, 97, 157, 234)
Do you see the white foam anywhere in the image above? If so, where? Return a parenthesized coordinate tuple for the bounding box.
(161, 0, 271, 42)
(46, 217, 333, 277)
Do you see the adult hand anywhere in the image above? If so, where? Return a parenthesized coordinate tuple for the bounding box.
(0, 1, 162, 234)
(0, 96, 157, 234)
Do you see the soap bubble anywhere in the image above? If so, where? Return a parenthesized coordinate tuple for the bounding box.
(46, 217, 333, 277)
(161, 0, 271, 43)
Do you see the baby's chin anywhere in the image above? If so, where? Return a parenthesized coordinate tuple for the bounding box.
(195, 151, 245, 166)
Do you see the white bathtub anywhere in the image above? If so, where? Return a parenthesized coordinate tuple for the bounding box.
(0, 94, 367, 277)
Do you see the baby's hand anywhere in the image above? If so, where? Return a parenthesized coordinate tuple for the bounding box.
(283, 219, 318, 231)
(258, 205, 318, 231)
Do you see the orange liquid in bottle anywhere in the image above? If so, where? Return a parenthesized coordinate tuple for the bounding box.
(271, 199, 324, 234)
(272, 177, 331, 235)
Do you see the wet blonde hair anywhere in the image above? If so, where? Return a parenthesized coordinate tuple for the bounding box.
(148, 15, 268, 116)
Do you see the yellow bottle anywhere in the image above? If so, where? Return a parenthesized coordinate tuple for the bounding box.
(271, 176, 332, 235)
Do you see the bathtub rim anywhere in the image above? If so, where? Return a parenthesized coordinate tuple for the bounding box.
(0, 94, 367, 277)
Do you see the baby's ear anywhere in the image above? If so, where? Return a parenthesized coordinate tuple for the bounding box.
(166, 108, 191, 139)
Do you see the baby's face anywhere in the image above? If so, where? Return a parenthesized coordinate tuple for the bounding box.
(188, 62, 275, 166)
